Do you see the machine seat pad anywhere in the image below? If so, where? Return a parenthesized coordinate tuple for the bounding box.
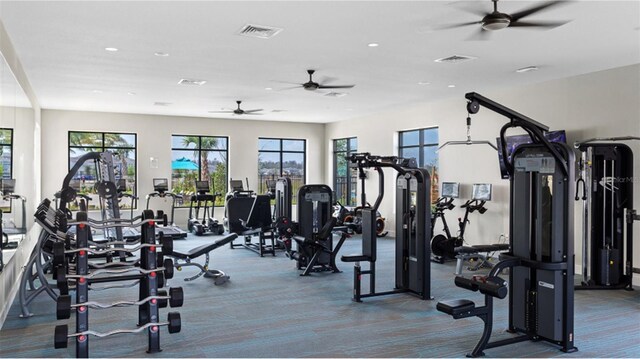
(341, 254, 372, 263)
(172, 234, 238, 260)
(436, 299, 476, 316)
(241, 228, 262, 236)
(455, 244, 510, 254)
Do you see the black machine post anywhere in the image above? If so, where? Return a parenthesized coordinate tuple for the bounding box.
(342, 153, 431, 302)
(574, 137, 637, 290)
(438, 93, 577, 357)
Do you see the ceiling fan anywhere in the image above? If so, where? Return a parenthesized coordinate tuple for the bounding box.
(442, 0, 570, 39)
(277, 69, 355, 91)
(208, 100, 263, 115)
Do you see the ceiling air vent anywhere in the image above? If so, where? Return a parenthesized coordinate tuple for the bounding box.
(237, 24, 283, 39)
(324, 92, 347, 98)
(178, 79, 207, 86)
(434, 55, 477, 64)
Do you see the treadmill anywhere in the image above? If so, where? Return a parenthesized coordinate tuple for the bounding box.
(146, 178, 188, 239)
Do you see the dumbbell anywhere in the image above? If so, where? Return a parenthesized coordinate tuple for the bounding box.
(55, 266, 69, 295)
(157, 287, 184, 308)
(161, 237, 173, 256)
(53, 242, 65, 267)
(163, 258, 174, 279)
(167, 312, 181, 334)
(56, 294, 72, 319)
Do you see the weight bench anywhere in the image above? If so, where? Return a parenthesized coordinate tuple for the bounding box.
(454, 243, 510, 275)
(229, 195, 278, 257)
(168, 233, 237, 284)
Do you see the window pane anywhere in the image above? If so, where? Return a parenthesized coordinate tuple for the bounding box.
(259, 138, 280, 151)
(283, 139, 304, 152)
(334, 154, 348, 205)
(201, 136, 225, 151)
(105, 148, 136, 192)
(0, 129, 12, 145)
(423, 145, 438, 172)
(70, 132, 102, 147)
(283, 152, 304, 201)
(171, 149, 199, 202)
(0, 146, 11, 179)
(69, 147, 101, 209)
(349, 137, 357, 151)
(400, 147, 420, 166)
(334, 139, 347, 152)
(203, 136, 227, 150)
(422, 128, 438, 145)
(104, 133, 135, 148)
(401, 130, 419, 147)
(205, 150, 228, 206)
(172, 135, 198, 149)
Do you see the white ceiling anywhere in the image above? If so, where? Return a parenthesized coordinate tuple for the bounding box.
(0, 1, 638, 123)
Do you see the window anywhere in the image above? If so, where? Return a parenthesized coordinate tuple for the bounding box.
(399, 127, 439, 199)
(171, 135, 228, 206)
(68, 131, 137, 209)
(333, 137, 358, 206)
(0, 129, 13, 212)
(258, 138, 305, 199)
(0, 129, 13, 180)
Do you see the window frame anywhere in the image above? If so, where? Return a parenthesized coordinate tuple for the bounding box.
(0, 128, 14, 213)
(67, 130, 138, 198)
(398, 127, 438, 168)
(333, 137, 358, 206)
(258, 137, 306, 193)
(171, 134, 229, 207)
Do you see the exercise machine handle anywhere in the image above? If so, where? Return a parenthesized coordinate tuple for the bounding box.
(454, 275, 508, 299)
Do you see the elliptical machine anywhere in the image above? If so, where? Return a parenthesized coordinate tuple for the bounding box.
(431, 183, 489, 263)
(188, 180, 224, 236)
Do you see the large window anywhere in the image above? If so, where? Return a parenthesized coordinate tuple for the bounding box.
(258, 138, 306, 198)
(0, 128, 13, 180)
(399, 127, 439, 199)
(0, 129, 13, 212)
(68, 131, 137, 209)
(333, 137, 357, 206)
(171, 135, 228, 206)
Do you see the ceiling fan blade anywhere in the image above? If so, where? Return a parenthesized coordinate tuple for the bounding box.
(318, 85, 355, 89)
(243, 109, 263, 113)
(466, 28, 490, 41)
(276, 86, 303, 91)
(510, 1, 568, 22)
(509, 20, 569, 29)
(436, 21, 482, 30)
(240, 112, 263, 115)
(208, 110, 234, 113)
(318, 76, 339, 85)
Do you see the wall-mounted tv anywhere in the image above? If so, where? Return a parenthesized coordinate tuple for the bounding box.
(497, 130, 567, 179)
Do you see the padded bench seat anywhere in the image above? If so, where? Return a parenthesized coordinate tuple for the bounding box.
(171, 234, 238, 260)
(455, 244, 510, 254)
(341, 254, 372, 263)
(436, 299, 476, 316)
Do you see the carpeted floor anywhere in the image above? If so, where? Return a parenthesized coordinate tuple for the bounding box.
(1, 233, 639, 358)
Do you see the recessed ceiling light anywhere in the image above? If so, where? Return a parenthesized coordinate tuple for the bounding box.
(448, 85, 456, 88)
(418, 81, 431, 85)
(265, 87, 273, 91)
(127, 92, 136, 96)
(154, 102, 172, 106)
(515, 66, 539, 73)
(368, 43, 379, 47)
(154, 52, 169, 57)
(92, 90, 103, 93)
(104, 47, 118, 52)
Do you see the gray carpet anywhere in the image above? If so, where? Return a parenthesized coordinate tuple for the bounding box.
(1, 233, 639, 358)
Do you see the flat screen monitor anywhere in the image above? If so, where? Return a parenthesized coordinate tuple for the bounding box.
(153, 178, 169, 192)
(472, 183, 492, 201)
(230, 180, 244, 192)
(1, 179, 15, 194)
(195, 180, 209, 192)
(497, 130, 566, 179)
(441, 182, 459, 198)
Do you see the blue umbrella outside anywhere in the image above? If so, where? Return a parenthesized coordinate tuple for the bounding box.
(171, 157, 199, 170)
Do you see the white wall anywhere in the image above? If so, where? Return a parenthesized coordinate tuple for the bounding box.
(41, 110, 325, 225)
(325, 63, 640, 284)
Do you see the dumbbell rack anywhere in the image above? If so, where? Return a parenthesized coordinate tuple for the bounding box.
(34, 202, 183, 358)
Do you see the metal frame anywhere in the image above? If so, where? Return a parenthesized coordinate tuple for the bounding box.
(332, 137, 358, 206)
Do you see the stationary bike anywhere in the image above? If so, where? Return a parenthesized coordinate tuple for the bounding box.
(431, 183, 489, 263)
(187, 180, 225, 236)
